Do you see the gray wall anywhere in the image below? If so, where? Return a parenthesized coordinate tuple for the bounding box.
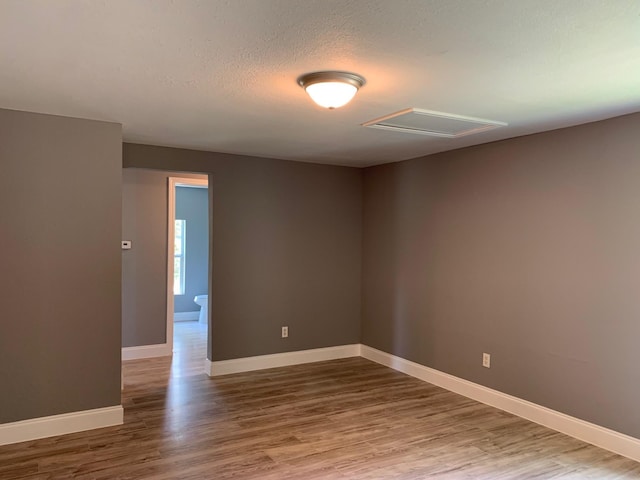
(123, 144, 362, 361)
(0, 108, 122, 423)
(5, 104, 636, 442)
(174, 186, 209, 313)
(122, 169, 207, 347)
(361, 112, 640, 438)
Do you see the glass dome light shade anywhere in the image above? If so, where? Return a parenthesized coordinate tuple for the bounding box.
(305, 81, 358, 109)
(298, 71, 366, 109)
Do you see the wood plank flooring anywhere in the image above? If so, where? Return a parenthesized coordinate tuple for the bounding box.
(1, 321, 640, 479)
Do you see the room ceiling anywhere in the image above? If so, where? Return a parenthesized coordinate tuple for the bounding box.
(1, 0, 639, 167)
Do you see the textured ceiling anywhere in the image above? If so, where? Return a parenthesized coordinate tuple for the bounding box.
(1, 0, 639, 167)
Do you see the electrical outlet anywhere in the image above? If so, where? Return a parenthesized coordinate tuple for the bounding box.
(482, 352, 491, 368)
(281, 326, 288, 338)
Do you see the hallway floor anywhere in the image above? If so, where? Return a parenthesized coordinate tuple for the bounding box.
(169, 320, 208, 378)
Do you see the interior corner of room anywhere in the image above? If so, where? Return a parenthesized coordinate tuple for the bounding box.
(3, 108, 640, 464)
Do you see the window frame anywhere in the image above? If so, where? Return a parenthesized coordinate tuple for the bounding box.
(173, 218, 186, 295)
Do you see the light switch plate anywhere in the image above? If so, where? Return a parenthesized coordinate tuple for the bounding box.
(121, 240, 132, 250)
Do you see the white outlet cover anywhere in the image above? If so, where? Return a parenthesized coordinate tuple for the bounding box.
(482, 353, 491, 368)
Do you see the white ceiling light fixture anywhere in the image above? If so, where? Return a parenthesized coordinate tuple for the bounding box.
(297, 71, 366, 109)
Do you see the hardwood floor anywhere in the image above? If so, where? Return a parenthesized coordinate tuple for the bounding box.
(1, 321, 640, 479)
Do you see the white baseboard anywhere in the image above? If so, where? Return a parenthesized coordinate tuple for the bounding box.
(0, 405, 123, 446)
(119, 339, 640, 462)
(360, 344, 640, 463)
(206, 344, 361, 377)
(122, 343, 171, 361)
(174, 311, 199, 322)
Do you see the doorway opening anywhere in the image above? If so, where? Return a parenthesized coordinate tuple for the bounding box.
(167, 176, 209, 370)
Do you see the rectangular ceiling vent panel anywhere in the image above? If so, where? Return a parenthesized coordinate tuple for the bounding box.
(362, 108, 507, 138)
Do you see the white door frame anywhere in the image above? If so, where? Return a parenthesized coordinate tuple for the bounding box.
(167, 176, 209, 354)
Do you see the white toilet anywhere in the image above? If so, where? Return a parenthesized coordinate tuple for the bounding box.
(194, 294, 208, 324)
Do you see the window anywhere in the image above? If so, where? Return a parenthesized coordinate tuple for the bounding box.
(174, 219, 186, 295)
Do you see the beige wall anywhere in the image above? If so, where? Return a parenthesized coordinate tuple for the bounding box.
(361, 112, 640, 438)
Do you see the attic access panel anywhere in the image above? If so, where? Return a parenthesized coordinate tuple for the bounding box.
(362, 108, 507, 138)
